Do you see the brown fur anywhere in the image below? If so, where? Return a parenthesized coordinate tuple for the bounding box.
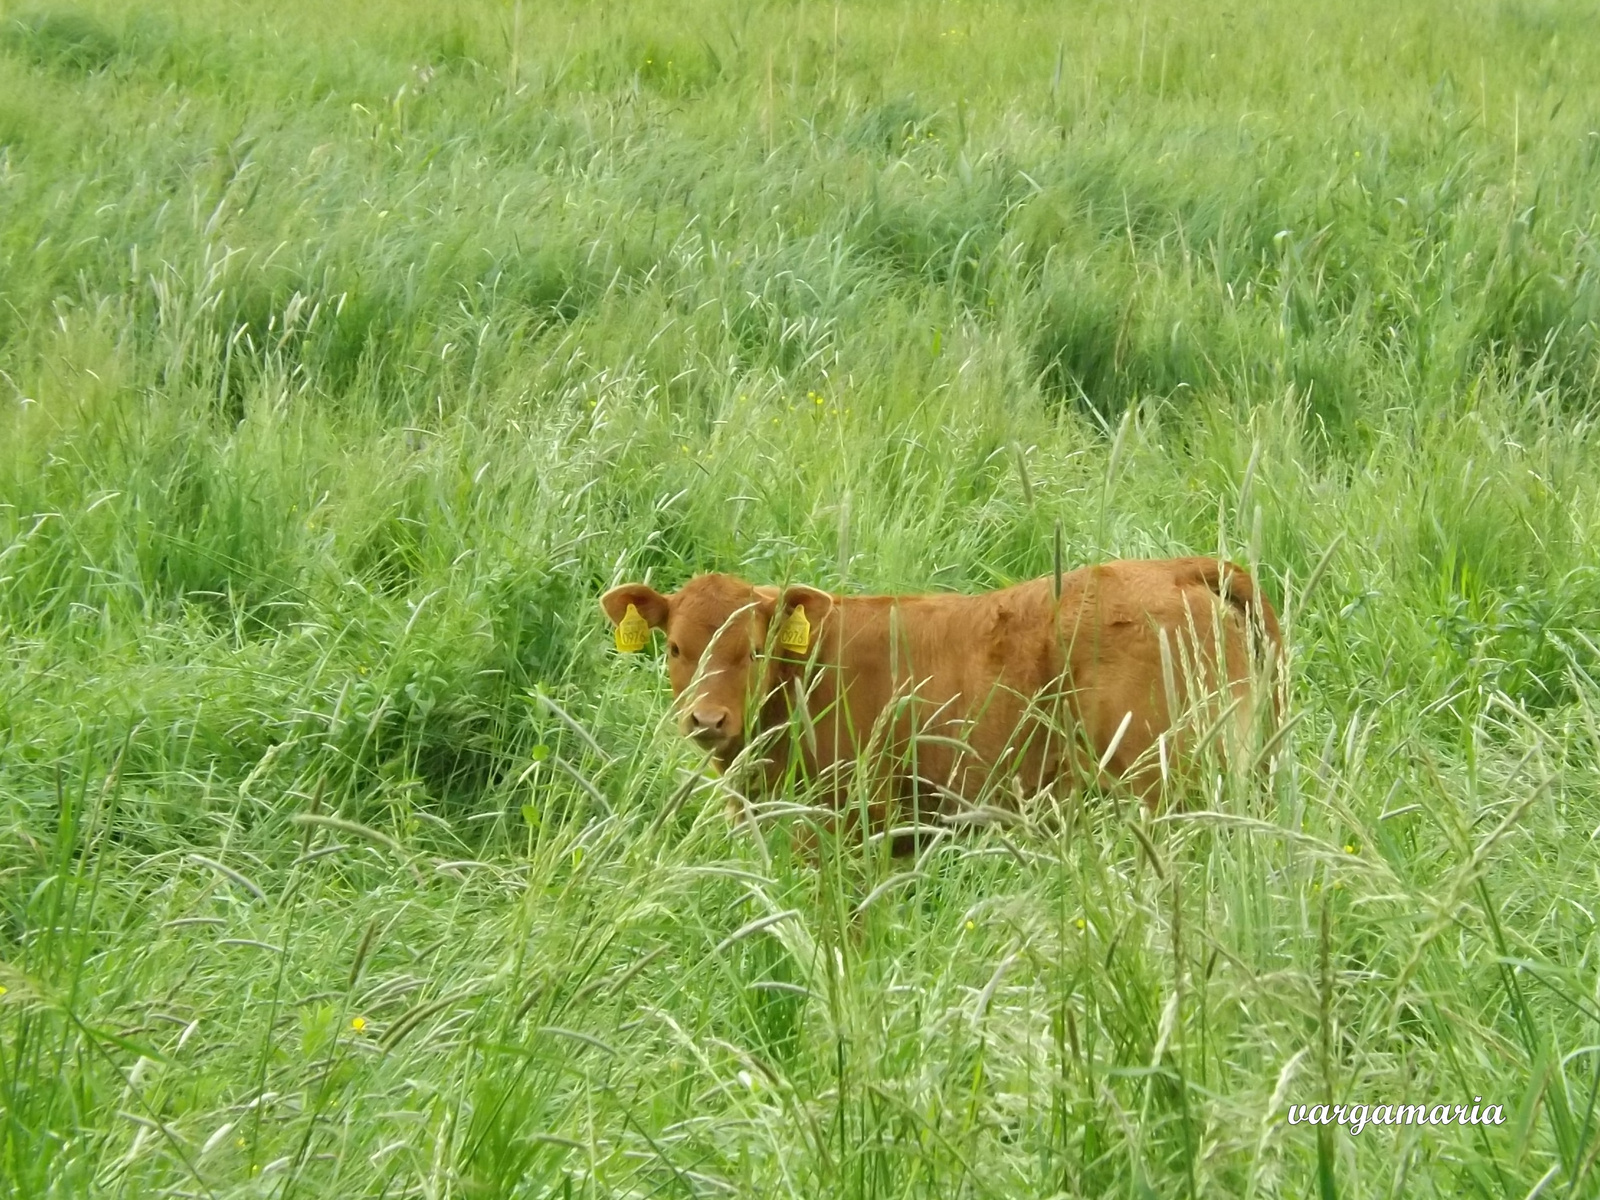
(602, 557, 1283, 836)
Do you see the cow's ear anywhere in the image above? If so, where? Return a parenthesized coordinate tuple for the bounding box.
(774, 584, 833, 654)
(600, 583, 670, 630)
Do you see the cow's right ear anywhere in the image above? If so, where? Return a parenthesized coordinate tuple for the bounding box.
(600, 584, 670, 632)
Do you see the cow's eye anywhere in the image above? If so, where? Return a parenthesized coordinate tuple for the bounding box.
(668, 642, 680, 658)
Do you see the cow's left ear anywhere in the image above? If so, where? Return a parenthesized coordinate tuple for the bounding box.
(774, 584, 833, 654)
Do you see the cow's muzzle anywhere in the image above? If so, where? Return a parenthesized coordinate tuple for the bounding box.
(686, 705, 737, 751)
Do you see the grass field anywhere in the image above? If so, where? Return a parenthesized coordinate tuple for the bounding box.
(3, 0, 1600, 1195)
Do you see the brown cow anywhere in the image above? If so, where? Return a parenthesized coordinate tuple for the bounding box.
(601, 557, 1282, 837)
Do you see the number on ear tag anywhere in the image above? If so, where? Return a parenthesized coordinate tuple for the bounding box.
(615, 604, 650, 652)
(778, 604, 811, 653)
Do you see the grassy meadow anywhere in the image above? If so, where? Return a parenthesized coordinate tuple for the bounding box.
(4, 0, 1600, 1194)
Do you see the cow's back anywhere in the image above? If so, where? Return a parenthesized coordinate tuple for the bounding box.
(778, 557, 1278, 809)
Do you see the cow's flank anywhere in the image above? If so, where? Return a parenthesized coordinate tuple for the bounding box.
(601, 557, 1283, 838)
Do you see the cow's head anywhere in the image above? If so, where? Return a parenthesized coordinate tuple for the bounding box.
(600, 574, 833, 765)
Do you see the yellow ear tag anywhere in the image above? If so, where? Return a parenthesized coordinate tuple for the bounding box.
(614, 604, 651, 653)
(778, 604, 811, 653)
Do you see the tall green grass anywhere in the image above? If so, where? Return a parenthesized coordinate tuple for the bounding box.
(2, 0, 1599, 1195)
